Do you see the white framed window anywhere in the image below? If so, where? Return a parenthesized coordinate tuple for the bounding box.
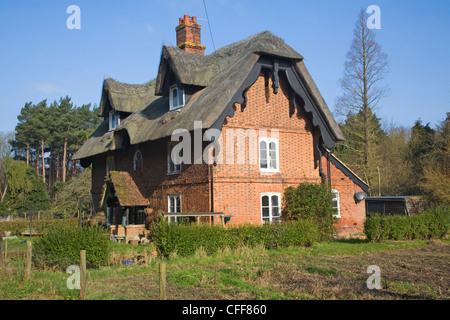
(259, 137, 279, 172)
(169, 84, 185, 110)
(109, 110, 120, 131)
(167, 142, 181, 174)
(133, 150, 143, 170)
(168, 194, 181, 224)
(260, 193, 282, 224)
(331, 189, 340, 218)
(106, 155, 115, 176)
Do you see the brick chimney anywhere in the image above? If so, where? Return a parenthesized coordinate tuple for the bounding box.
(176, 15, 205, 55)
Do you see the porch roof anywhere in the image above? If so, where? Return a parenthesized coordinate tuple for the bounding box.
(108, 171, 149, 207)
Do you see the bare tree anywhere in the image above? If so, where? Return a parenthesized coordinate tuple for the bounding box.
(335, 9, 389, 194)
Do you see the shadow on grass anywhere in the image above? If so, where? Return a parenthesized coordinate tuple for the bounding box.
(333, 238, 369, 245)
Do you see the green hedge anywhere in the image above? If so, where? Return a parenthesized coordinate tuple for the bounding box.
(0, 218, 79, 236)
(33, 225, 110, 270)
(152, 218, 320, 257)
(283, 183, 336, 240)
(364, 206, 449, 241)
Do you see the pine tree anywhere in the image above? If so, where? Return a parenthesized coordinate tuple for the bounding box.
(13, 102, 38, 166)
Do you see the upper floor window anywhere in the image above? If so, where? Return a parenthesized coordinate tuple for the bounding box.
(133, 150, 143, 170)
(109, 110, 120, 131)
(259, 137, 279, 172)
(331, 189, 340, 218)
(169, 84, 185, 110)
(106, 155, 115, 176)
(167, 142, 181, 174)
(261, 193, 281, 224)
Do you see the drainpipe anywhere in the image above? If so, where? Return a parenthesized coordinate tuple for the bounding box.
(326, 150, 332, 191)
(209, 164, 214, 213)
(317, 144, 326, 185)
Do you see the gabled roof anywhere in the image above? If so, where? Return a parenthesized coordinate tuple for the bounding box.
(73, 31, 344, 161)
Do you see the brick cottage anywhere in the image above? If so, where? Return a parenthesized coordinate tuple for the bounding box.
(73, 15, 369, 242)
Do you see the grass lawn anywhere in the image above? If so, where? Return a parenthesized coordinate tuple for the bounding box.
(0, 237, 449, 300)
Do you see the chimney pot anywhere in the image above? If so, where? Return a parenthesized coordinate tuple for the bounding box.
(192, 16, 197, 23)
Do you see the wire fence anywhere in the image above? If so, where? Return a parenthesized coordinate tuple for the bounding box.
(0, 211, 72, 222)
(0, 207, 97, 222)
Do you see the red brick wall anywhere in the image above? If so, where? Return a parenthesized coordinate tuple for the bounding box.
(212, 73, 317, 225)
(212, 72, 365, 236)
(323, 155, 366, 236)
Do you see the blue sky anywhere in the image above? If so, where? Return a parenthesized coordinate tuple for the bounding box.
(0, 0, 449, 134)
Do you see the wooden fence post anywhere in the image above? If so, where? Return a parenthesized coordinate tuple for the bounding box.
(25, 241, 32, 279)
(159, 262, 166, 300)
(80, 250, 87, 300)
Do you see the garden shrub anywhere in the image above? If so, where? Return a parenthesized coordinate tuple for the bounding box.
(364, 206, 449, 241)
(283, 182, 336, 240)
(33, 224, 110, 270)
(279, 219, 320, 247)
(152, 217, 320, 257)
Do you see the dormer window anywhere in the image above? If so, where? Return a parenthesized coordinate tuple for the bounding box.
(169, 84, 185, 110)
(109, 110, 120, 131)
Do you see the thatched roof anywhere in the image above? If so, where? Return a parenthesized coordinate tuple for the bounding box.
(107, 171, 149, 207)
(98, 78, 157, 116)
(75, 120, 114, 159)
(73, 31, 344, 161)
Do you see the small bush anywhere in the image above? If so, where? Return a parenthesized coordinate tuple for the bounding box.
(33, 225, 110, 270)
(364, 206, 449, 241)
(152, 217, 319, 257)
(283, 183, 336, 240)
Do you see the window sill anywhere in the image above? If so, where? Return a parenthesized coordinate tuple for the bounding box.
(167, 171, 181, 176)
(259, 169, 280, 174)
(168, 106, 184, 112)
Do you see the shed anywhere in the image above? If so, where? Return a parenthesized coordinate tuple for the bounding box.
(365, 195, 427, 216)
